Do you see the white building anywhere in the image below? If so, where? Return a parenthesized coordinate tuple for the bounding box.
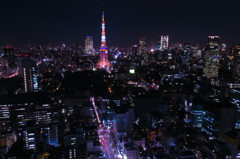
(113, 107, 134, 138)
(160, 35, 169, 51)
(123, 143, 139, 159)
(85, 36, 94, 55)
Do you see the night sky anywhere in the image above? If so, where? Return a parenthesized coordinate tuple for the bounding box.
(1, 0, 240, 48)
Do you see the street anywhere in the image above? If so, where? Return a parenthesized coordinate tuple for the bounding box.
(91, 97, 122, 159)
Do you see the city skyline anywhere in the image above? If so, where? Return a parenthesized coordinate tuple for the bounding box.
(2, 1, 240, 158)
(1, 0, 240, 48)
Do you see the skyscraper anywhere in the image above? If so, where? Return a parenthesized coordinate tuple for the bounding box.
(23, 59, 38, 92)
(25, 121, 36, 150)
(203, 36, 220, 79)
(221, 41, 226, 52)
(233, 44, 240, 77)
(201, 102, 236, 141)
(139, 36, 146, 55)
(85, 36, 93, 54)
(157, 37, 161, 50)
(0, 57, 8, 77)
(49, 125, 59, 147)
(3, 46, 16, 74)
(96, 4, 111, 72)
(132, 45, 138, 56)
(72, 43, 78, 53)
(62, 43, 66, 51)
(160, 35, 169, 50)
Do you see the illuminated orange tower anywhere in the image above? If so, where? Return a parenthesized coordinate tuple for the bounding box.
(96, 4, 111, 72)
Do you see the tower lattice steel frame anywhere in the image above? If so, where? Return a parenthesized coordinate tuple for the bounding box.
(96, 4, 111, 72)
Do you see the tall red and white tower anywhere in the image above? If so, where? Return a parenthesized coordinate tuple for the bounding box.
(96, 4, 111, 72)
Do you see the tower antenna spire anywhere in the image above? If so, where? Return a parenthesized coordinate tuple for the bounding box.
(101, 3, 106, 48)
(102, 4, 104, 23)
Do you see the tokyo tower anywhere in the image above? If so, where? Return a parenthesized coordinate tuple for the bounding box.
(96, 4, 111, 72)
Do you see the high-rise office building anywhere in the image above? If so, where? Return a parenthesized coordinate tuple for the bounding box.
(23, 59, 38, 92)
(0, 57, 9, 77)
(182, 43, 192, 66)
(203, 36, 221, 79)
(150, 42, 154, 51)
(25, 121, 36, 150)
(139, 36, 146, 54)
(0, 131, 16, 148)
(17, 56, 24, 78)
(3, 46, 16, 74)
(157, 37, 161, 50)
(230, 86, 240, 129)
(85, 36, 93, 54)
(0, 92, 57, 131)
(113, 107, 134, 138)
(233, 44, 240, 77)
(61, 43, 66, 51)
(221, 41, 226, 52)
(72, 43, 78, 53)
(201, 103, 236, 141)
(189, 101, 203, 128)
(132, 45, 138, 56)
(48, 125, 59, 147)
(159, 35, 169, 50)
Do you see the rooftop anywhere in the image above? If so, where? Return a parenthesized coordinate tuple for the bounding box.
(225, 131, 239, 139)
(204, 102, 234, 112)
(0, 92, 52, 104)
(114, 107, 126, 114)
(124, 143, 138, 151)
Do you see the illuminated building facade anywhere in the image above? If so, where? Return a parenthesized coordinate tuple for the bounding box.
(201, 103, 236, 141)
(0, 93, 58, 131)
(230, 88, 240, 129)
(3, 46, 16, 73)
(23, 59, 38, 92)
(96, 4, 111, 72)
(102, 107, 114, 129)
(139, 36, 146, 54)
(182, 43, 192, 66)
(231, 44, 240, 77)
(225, 47, 235, 70)
(221, 41, 226, 52)
(44, 125, 59, 147)
(160, 35, 169, 51)
(189, 104, 203, 127)
(25, 121, 36, 150)
(203, 36, 220, 80)
(0, 131, 16, 148)
(85, 36, 93, 54)
(67, 146, 78, 159)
